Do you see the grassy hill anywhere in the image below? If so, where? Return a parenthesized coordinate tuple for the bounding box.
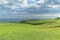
(20, 18, 60, 28)
(0, 19, 60, 40)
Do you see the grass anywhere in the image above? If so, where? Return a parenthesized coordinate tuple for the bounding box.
(0, 19, 60, 40)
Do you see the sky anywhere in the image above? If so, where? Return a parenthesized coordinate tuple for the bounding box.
(0, 0, 60, 18)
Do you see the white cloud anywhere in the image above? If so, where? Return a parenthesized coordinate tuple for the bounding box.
(48, 5, 56, 8)
(6, 0, 28, 10)
(39, 0, 46, 3)
(9, 5, 20, 10)
(48, 5, 60, 9)
(17, 0, 28, 8)
(0, 0, 60, 10)
(17, 14, 58, 18)
(0, 0, 56, 10)
(0, 0, 8, 4)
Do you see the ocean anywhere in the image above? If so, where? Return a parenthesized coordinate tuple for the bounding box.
(0, 18, 51, 22)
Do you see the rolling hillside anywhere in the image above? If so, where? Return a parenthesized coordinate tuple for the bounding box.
(0, 19, 60, 40)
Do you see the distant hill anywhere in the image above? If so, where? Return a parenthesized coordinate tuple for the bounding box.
(20, 18, 60, 28)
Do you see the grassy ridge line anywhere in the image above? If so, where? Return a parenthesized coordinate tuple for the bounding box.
(19, 19, 60, 28)
(0, 18, 60, 28)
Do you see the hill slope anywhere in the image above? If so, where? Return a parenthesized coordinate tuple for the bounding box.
(20, 19, 60, 28)
(0, 19, 60, 40)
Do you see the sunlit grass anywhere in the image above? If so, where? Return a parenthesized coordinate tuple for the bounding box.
(0, 19, 60, 40)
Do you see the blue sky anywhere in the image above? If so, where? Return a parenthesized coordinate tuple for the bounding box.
(0, 0, 60, 18)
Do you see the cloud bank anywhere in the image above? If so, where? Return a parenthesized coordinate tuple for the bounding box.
(0, 0, 60, 18)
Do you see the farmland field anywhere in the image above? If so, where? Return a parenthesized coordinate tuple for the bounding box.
(0, 19, 60, 40)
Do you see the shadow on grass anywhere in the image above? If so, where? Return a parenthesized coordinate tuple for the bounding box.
(39, 25, 60, 28)
(20, 21, 55, 25)
(31, 22, 55, 25)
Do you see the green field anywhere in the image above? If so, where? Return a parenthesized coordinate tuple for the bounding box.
(0, 19, 60, 40)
